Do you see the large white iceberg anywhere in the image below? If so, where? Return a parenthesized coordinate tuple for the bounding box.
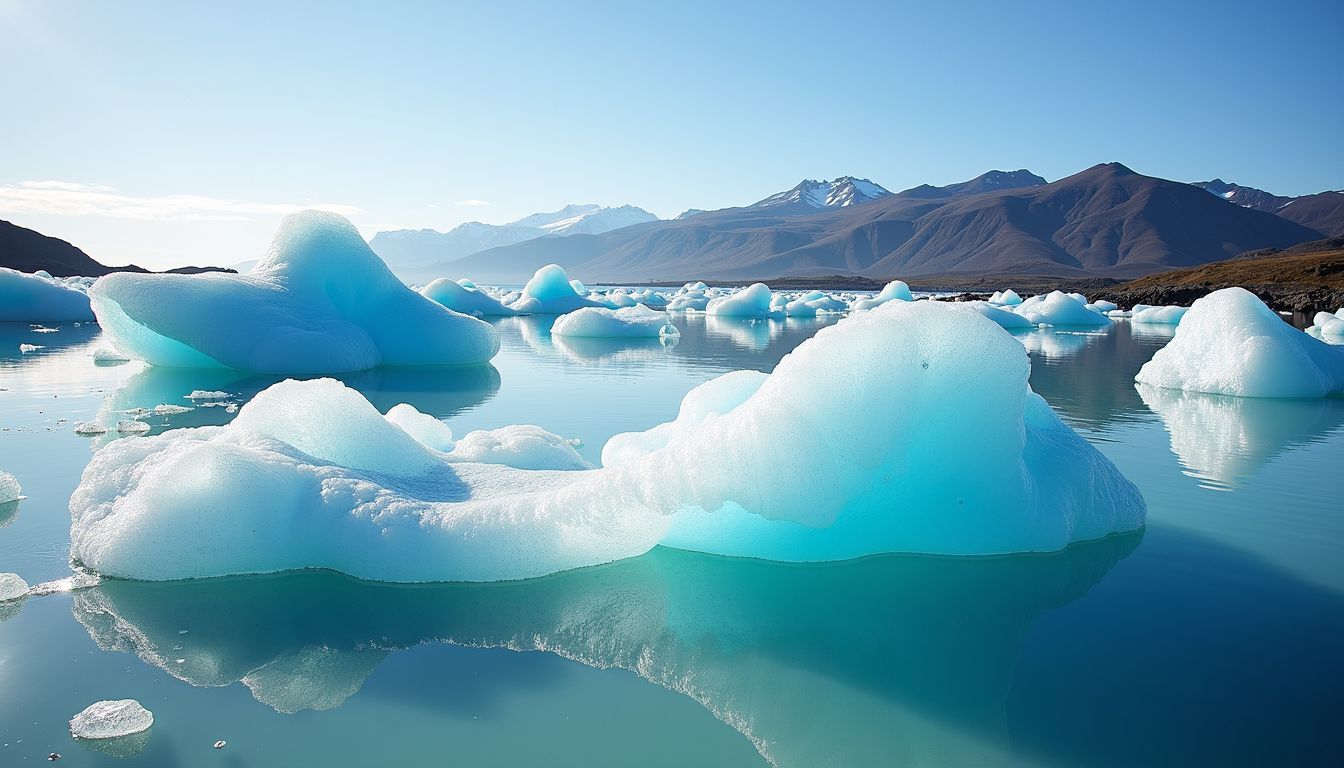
(70, 699, 154, 740)
(420, 278, 519, 317)
(70, 301, 1144, 582)
(1135, 287, 1344, 398)
(0, 268, 95, 321)
(90, 211, 499, 373)
(551, 304, 675, 338)
(509, 264, 608, 314)
(706, 283, 783, 318)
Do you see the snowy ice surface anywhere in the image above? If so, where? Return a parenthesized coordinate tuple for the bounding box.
(71, 302, 1144, 582)
(706, 283, 783, 318)
(1013, 291, 1111, 327)
(0, 268, 95, 321)
(0, 470, 20, 503)
(508, 264, 609, 314)
(1136, 287, 1344, 397)
(90, 211, 499, 373)
(962, 301, 1035, 330)
(420, 278, 520, 317)
(551, 304, 673, 338)
(0, 572, 29, 601)
(383, 403, 456, 452)
(851, 281, 913, 311)
(70, 699, 154, 740)
(1131, 305, 1188, 325)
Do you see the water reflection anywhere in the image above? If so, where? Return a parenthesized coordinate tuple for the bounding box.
(74, 536, 1138, 766)
(1136, 384, 1344, 489)
(0, 321, 100, 362)
(1026, 323, 1171, 429)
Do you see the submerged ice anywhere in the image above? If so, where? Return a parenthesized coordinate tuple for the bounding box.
(70, 301, 1145, 582)
(90, 211, 499, 373)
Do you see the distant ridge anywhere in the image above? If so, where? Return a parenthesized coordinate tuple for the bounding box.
(429, 163, 1325, 283)
(0, 219, 233, 277)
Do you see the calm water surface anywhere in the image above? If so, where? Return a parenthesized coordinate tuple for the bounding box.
(1, 316, 1342, 766)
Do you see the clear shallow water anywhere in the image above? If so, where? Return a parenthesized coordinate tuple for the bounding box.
(1, 316, 1342, 766)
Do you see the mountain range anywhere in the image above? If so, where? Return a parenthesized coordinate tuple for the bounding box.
(416, 164, 1337, 283)
(0, 220, 230, 277)
(369, 204, 657, 272)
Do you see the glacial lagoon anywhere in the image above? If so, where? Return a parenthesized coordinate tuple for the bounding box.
(1, 315, 1342, 766)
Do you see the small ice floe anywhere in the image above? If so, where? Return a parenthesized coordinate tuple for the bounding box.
(0, 471, 21, 504)
(214, 740, 227, 749)
(69, 700, 154, 740)
(150, 404, 192, 416)
(115, 421, 151, 435)
(0, 573, 30, 602)
(74, 423, 109, 436)
(19, 344, 43, 353)
(91, 348, 132, 367)
(28, 571, 100, 596)
(30, 325, 59, 334)
(551, 305, 672, 338)
(185, 390, 232, 401)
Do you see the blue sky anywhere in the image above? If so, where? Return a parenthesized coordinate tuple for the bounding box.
(2, 0, 1341, 269)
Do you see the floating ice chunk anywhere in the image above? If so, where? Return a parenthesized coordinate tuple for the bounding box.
(92, 347, 132, 364)
(1131, 305, 1188, 325)
(1136, 288, 1344, 397)
(666, 292, 710, 312)
(1087, 300, 1119, 313)
(784, 290, 848, 317)
(0, 471, 20, 503)
(1014, 291, 1110, 327)
(69, 699, 154, 740)
(384, 403, 455, 452)
(448, 425, 593, 470)
(851, 281, 913, 311)
(420, 278, 520, 317)
(991, 289, 1023, 306)
(706, 283, 783, 318)
(19, 343, 43, 352)
(0, 572, 29, 601)
(185, 390, 232, 400)
(1305, 309, 1344, 344)
(508, 264, 608, 314)
(115, 420, 151, 434)
(28, 570, 100, 596)
(0, 268, 95, 321)
(1065, 292, 1089, 305)
(90, 211, 499, 373)
(961, 301, 1035, 330)
(551, 305, 672, 338)
(75, 422, 109, 436)
(70, 302, 1143, 582)
(150, 404, 192, 415)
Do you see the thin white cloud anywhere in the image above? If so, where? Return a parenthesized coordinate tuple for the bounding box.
(453, 199, 490, 207)
(0, 180, 362, 221)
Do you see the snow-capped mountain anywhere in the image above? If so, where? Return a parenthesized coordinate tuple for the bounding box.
(369, 204, 658, 274)
(750, 177, 891, 211)
(1193, 179, 1292, 213)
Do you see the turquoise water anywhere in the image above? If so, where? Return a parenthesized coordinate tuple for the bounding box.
(1, 316, 1342, 766)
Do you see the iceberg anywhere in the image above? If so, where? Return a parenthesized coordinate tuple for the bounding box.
(0, 572, 28, 602)
(71, 301, 1144, 583)
(706, 283, 783, 318)
(1014, 291, 1111, 327)
(783, 290, 848, 317)
(989, 289, 1023, 306)
(1306, 309, 1344, 344)
(0, 470, 20, 503)
(508, 264, 608, 314)
(1135, 288, 1344, 397)
(70, 699, 154, 740)
(851, 280, 913, 311)
(0, 267, 95, 321)
(1131, 305, 1188, 325)
(551, 304, 675, 338)
(420, 278, 520, 317)
(961, 301, 1034, 330)
(90, 211, 499, 373)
